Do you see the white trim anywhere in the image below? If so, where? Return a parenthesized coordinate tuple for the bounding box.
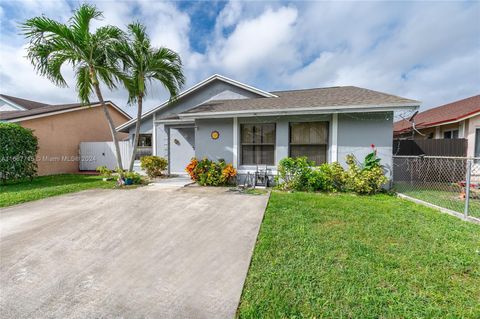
(115, 74, 276, 132)
(0, 96, 27, 111)
(331, 113, 338, 162)
(434, 126, 442, 139)
(459, 120, 465, 138)
(5, 101, 131, 123)
(233, 117, 238, 168)
(152, 122, 157, 156)
(179, 103, 419, 119)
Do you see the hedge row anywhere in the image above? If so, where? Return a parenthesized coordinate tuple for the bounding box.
(0, 122, 38, 183)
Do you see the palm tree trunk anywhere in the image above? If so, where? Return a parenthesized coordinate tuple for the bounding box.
(129, 95, 143, 172)
(93, 83, 124, 171)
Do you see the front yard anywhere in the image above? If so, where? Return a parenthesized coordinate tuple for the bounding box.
(238, 192, 480, 318)
(0, 174, 115, 207)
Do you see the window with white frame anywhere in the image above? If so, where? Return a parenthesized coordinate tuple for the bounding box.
(289, 122, 328, 165)
(240, 123, 275, 165)
(443, 129, 459, 139)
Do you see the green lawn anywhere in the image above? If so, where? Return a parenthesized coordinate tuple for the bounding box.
(0, 174, 116, 207)
(238, 192, 480, 318)
(394, 182, 480, 219)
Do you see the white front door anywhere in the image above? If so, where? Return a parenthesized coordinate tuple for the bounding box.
(169, 127, 195, 174)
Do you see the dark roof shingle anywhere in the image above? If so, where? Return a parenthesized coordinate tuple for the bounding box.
(183, 86, 419, 115)
(0, 94, 130, 121)
(0, 94, 50, 110)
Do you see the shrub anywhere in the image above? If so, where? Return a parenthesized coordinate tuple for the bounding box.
(0, 122, 38, 183)
(96, 165, 112, 179)
(115, 168, 144, 185)
(123, 171, 143, 184)
(277, 157, 314, 191)
(344, 154, 388, 194)
(276, 150, 387, 194)
(185, 157, 237, 186)
(140, 156, 167, 178)
(185, 157, 198, 180)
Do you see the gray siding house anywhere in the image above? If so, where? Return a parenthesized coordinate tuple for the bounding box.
(116, 74, 420, 179)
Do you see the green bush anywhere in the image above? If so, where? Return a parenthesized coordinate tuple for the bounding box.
(277, 151, 387, 195)
(123, 171, 143, 184)
(344, 154, 388, 194)
(140, 156, 167, 178)
(0, 122, 38, 183)
(115, 168, 144, 185)
(96, 165, 112, 179)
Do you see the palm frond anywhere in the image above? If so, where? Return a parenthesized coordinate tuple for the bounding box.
(118, 23, 185, 103)
(76, 64, 93, 104)
(70, 4, 102, 39)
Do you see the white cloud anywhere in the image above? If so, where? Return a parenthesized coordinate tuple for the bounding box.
(208, 6, 299, 80)
(0, 0, 478, 115)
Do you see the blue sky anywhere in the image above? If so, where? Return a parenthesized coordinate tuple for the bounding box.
(0, 0, 479, 116)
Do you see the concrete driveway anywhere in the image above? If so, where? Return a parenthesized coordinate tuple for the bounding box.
(0, 185, 269, 319)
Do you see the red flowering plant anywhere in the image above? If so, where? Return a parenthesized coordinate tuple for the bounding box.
(185, 157, 237, 186)
(363, 144, 381, 170)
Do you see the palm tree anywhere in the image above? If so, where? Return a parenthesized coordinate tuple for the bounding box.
(22, 4, 126, 170)
(118, 23, 184, 172)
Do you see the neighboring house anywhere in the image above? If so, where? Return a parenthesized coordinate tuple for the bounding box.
(394, 95, 480, 157)
(117, 74, 419, 181)
(0, 94, 131, 175)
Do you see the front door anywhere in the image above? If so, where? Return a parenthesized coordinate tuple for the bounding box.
(169, 127, 195, 174)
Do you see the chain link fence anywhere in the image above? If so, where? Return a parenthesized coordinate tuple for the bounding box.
(393, 156, 480, 221)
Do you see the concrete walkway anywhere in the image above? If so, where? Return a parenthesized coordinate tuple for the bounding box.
(0, 186, 269, 319)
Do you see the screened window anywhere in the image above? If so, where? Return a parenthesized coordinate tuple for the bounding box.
(241, 123, 275, 165)
(289, 122, 328, 165)
(443, 130, 459, 139)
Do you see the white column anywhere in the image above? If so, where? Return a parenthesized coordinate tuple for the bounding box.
(152, 112, 157, 156)
(152, 123, 157, 156)
(233, 117, 238, 168)
(331, 113, 338, 162)
(459, 120, 465, 138)
(435, 126, 441, 139)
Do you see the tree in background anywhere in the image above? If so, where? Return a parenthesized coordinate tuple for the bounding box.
(117, 23, 184, 171)
(22, 4, 126, 170)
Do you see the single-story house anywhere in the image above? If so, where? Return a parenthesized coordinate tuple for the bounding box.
(394, 95, 480, 157)
(117, 74, 420, 180)
(0, 94, 131, 175)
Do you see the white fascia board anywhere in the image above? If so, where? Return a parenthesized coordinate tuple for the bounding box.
(0, 96, 27, 111)
(178, 103, 420, 119)
(115, 74, 276, 132)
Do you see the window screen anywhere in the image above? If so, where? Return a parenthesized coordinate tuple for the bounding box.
(241, 123, 275, 165)
(289, 122, 328, 165)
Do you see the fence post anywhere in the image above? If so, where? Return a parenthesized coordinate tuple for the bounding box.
(464, 159, 472, 217)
